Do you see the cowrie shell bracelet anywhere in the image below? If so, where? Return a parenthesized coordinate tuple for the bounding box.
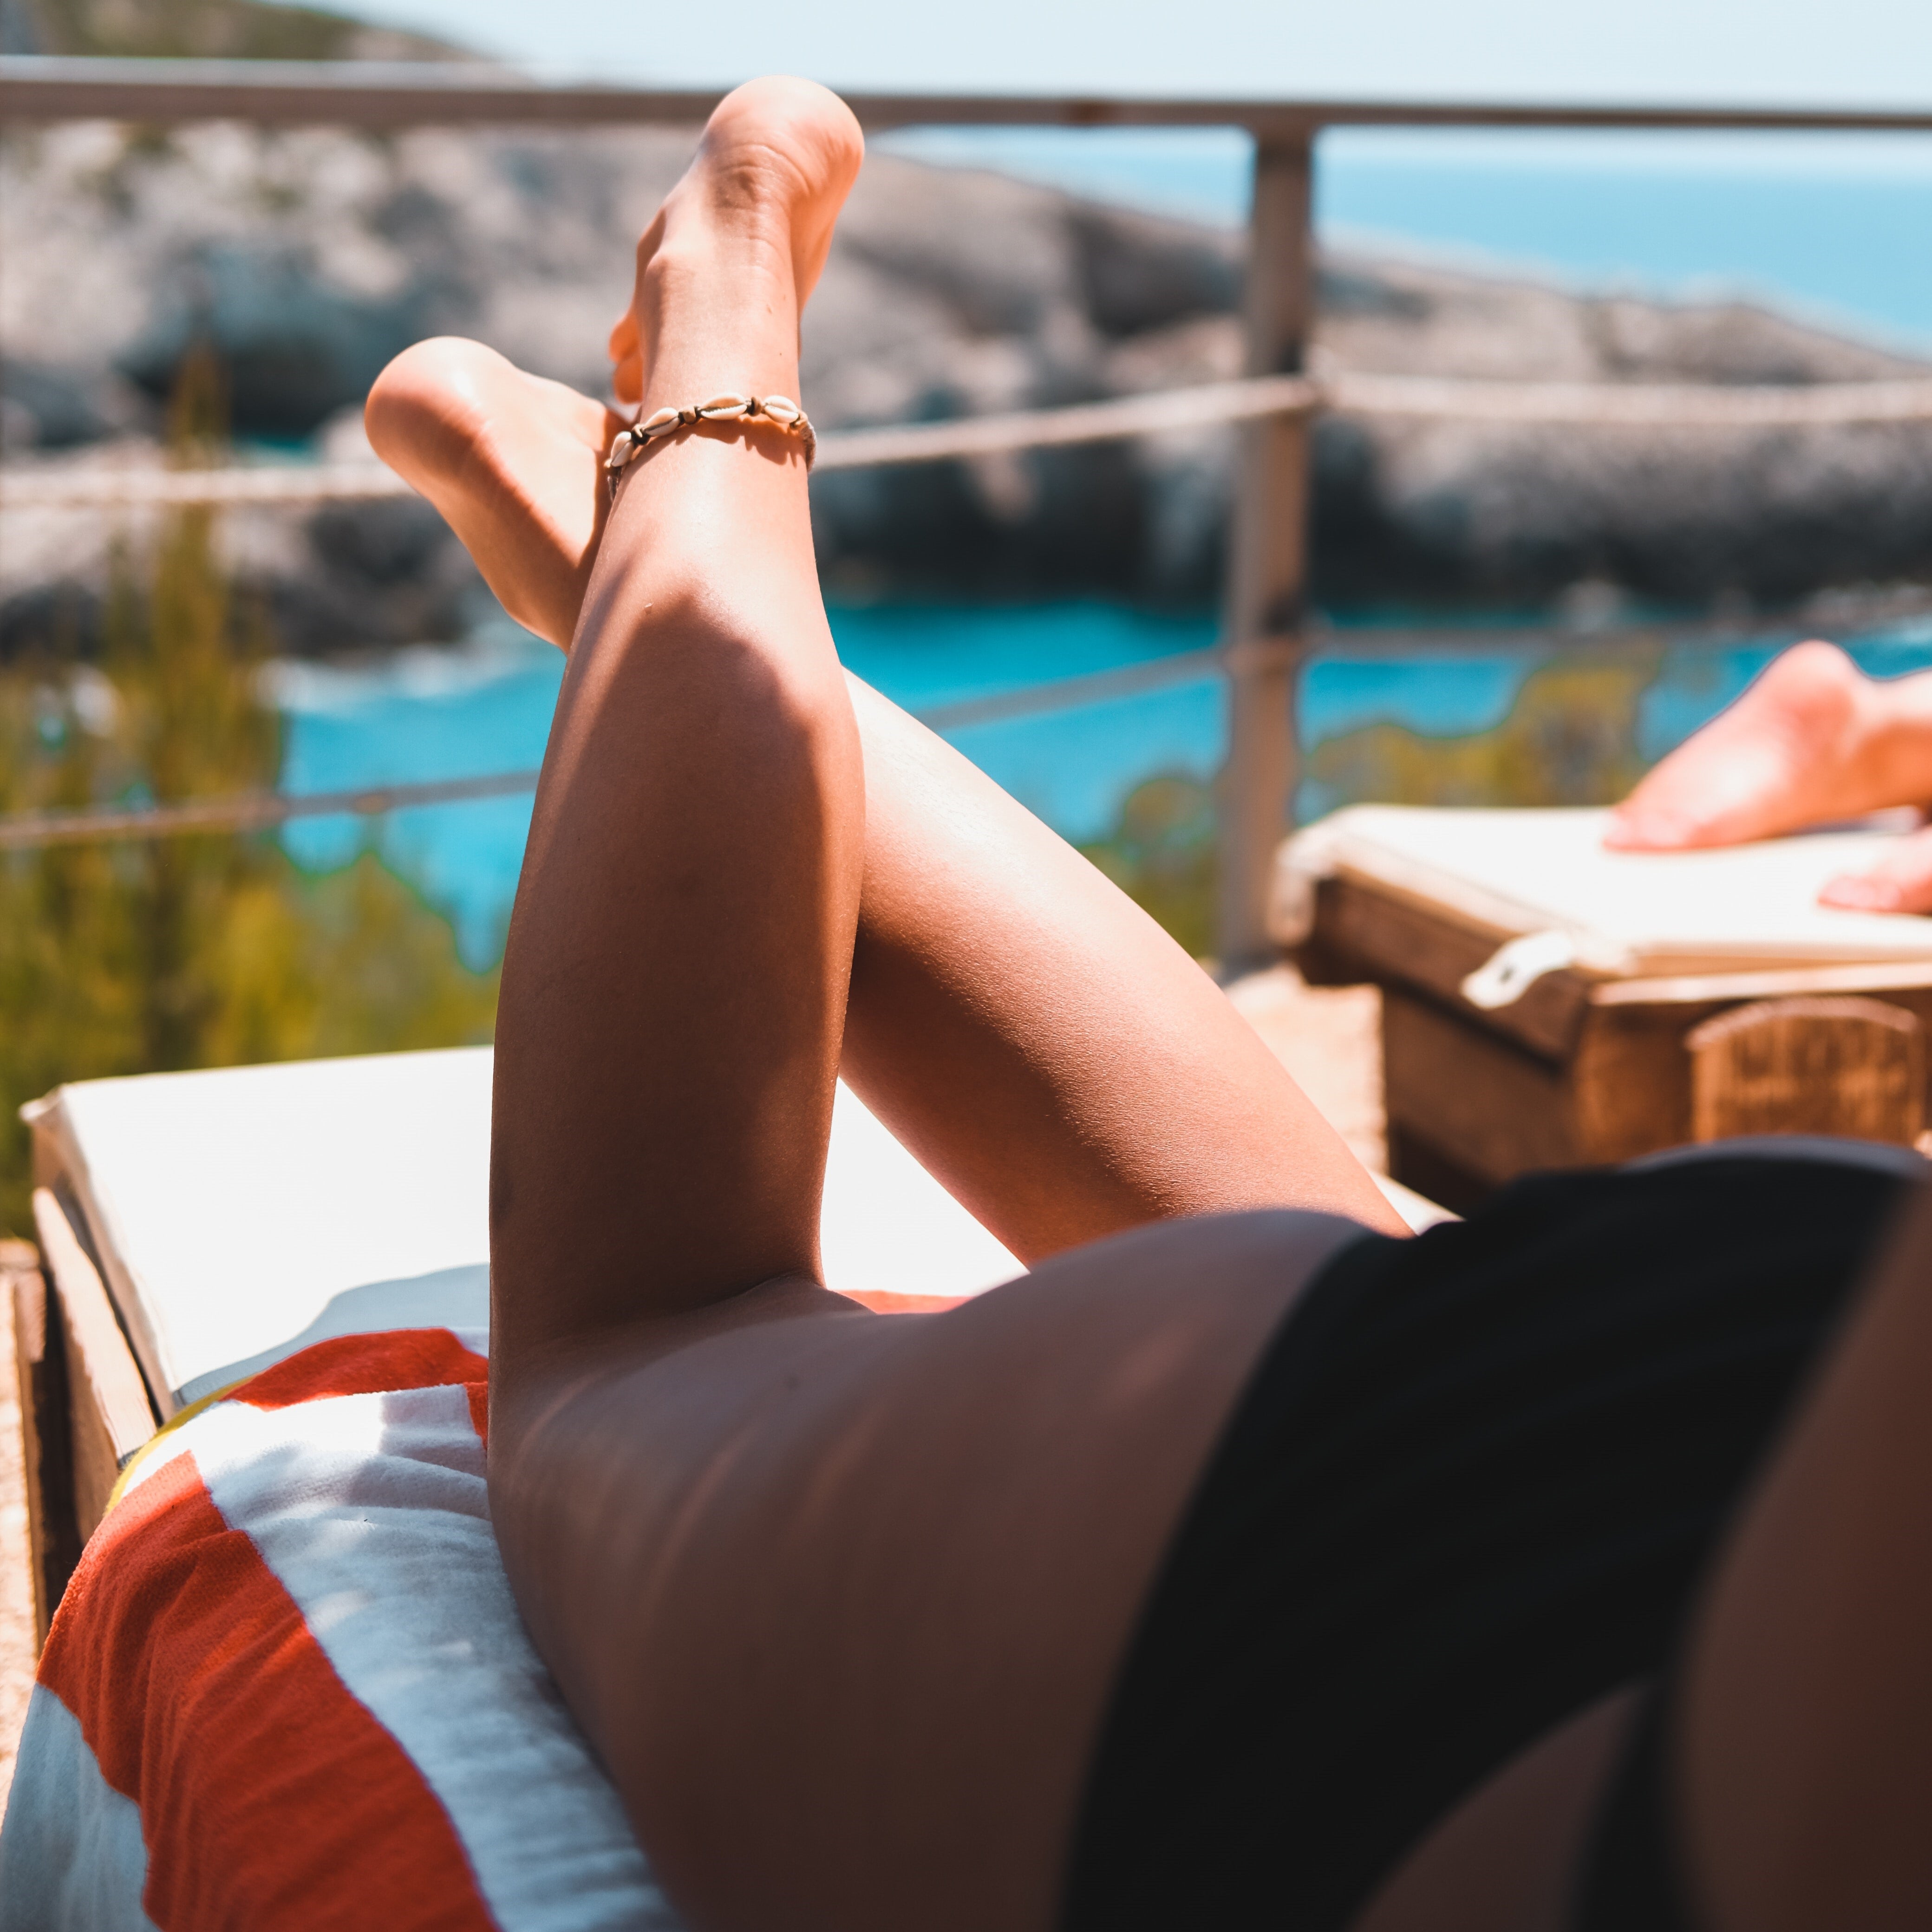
(604, 392, 817, 497)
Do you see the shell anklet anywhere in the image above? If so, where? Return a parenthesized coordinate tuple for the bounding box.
(604, 392, 816, 497)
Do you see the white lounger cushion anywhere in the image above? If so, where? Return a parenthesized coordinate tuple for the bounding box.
(26, 1049, 1023, 1412)
(1275, 804, 1932, 980)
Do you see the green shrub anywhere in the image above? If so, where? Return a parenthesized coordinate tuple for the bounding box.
(0, 359, 496, 1233)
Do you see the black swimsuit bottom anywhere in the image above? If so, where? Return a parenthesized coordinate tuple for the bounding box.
(1061, 1149, 1914, 1932)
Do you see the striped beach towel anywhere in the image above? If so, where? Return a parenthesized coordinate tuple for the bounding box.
(0, 1327, 686, 1931)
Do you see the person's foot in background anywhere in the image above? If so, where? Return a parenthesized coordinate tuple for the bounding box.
(1606, 639, 1932, 911)
(1606, 640, 1914, 849)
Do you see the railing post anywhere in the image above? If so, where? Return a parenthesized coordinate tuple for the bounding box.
(1216, 134, 1314, 973)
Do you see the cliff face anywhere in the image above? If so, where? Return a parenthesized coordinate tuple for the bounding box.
(1310, 266, 1932, 612)
(3, 112, 1931, 653)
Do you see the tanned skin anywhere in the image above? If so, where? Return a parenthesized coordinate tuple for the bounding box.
(1609, 637, 1932, 912)
(369, 78, 1932, 1932)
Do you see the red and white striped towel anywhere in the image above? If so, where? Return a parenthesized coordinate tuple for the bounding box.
(0, 1328, 684, 1931)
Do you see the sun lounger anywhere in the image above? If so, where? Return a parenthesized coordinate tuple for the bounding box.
(0, 1046, 1027, 1929)
(10, 1047, 1027, 1621)
(10, 1039, 1444, 1606)
(1, 1323, 678, 1932)
(0, 1042, 1441, 1928)
(1279, 805, 1932, 1208)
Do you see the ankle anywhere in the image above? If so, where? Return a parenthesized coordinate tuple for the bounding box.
(654, 157, 801, 287)
(631, 242, 801, 405)
(1862, 672, 1932, 808)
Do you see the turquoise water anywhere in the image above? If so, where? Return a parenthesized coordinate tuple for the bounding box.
(274, 605, 1932, 966)
(277, 606, 1232, 961)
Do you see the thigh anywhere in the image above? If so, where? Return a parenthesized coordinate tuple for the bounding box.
(488, 1208, 1369, 1932)
(1672, 1164, 1932, 1931)
(838, 676, 1403, 1254)
(1066, 1151, 1914, 1932)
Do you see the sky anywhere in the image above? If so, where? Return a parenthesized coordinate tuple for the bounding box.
(302, 0, 1932, 346)
(325, 0, 1932, 109)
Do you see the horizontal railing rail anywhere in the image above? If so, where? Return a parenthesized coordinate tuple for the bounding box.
(0, 768, 544, 850)
(0, 650, 1240, 849)
(4, 57, 1932, 135)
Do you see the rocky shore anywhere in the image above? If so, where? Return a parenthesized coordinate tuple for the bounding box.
(4, 113, 1932, 654)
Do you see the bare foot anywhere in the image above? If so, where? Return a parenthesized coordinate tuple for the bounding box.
(366, 339, 619, 650)
(607, 76, 861, 405)
(1819, 825, 1932, 914)
(367, 79, 862, 648)
(1605, 640, 1889, 851)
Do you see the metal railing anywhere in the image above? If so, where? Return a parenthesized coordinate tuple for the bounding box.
(5, 58, 1932, 959)
(7, 58, 1932, 136)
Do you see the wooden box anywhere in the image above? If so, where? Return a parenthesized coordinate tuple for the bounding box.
(1276, 806, 1932, 1212)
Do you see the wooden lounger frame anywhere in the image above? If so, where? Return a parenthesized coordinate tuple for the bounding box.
(1299, 873, 1932, 1210)
(9, 1175, 159, 1651)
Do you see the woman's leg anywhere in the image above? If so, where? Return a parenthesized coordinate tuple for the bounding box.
(1346, 1154, 1932, 1932)
(486, 76, 868, 1355)
(369, 365, 1400, 1260)
(837, 676, 1403, 1246)
(1667, 1178, 1932, 1930)
(481, 78, 1374, 1932)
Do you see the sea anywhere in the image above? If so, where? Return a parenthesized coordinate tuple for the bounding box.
(271, 135, 1932, 965)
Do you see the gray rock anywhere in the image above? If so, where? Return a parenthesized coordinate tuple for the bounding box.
(117, 244, 431, 436)
(0, 357, 132, 447)
(1305, 255, 1932, 610)
(2, 115, 1930, 656)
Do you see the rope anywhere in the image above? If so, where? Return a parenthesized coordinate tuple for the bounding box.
(0, 648, 1243, 850)
(812, 375, 1319, 469)
(0, 768, 543, 851)
(1327, 371, 1932, 428)
(0, 460, 417, 510)
(11, 367, 1932, 512)
(15, 578, 1932, 850)
(6, 361, 1932, 850)
(917, 646, 1227, 732)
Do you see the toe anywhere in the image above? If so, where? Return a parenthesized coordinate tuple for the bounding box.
(1604, 803, 1695, 850)
(608, 307, 644, 403)
(1820, 829, 1932, 914)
